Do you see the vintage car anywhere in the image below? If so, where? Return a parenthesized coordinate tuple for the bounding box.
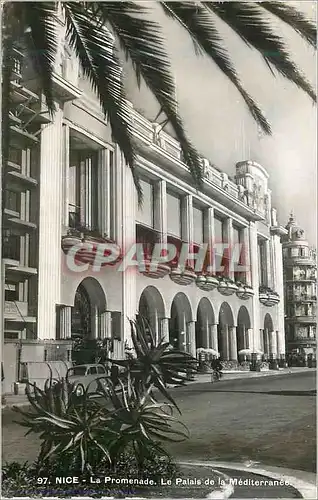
(66, 364, 110, 397)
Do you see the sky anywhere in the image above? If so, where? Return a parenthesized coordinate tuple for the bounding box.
(124, 1, 317, 245)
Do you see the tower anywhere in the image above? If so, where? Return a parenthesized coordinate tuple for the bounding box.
(282, 213, 317, 360)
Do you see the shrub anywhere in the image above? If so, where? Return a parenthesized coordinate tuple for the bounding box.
(12, 317, 197, 483)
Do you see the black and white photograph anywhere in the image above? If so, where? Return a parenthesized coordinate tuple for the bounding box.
(1, 1, 317, 498)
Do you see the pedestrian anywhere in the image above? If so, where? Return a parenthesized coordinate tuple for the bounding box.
(211, 357, 223, 375)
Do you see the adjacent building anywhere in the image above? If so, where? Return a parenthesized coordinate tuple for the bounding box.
(2, 35, 288, 393)
(282, 214, 317, 357)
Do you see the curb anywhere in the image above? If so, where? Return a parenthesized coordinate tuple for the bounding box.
(179, 461, 317, 499)
(2, 368, 315, 409)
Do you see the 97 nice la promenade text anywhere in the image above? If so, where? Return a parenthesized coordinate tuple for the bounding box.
(39, 476, 290, 487)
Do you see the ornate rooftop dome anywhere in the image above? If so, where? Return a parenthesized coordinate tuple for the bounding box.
(284, 212, 306, 242)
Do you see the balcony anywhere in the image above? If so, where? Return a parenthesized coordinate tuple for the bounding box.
(287, 316, 316, 324)
(259, 286, 280, 307)
(167, 235, 196, 286)
(193, 245, 219, 291)
(236, 282, 254, 300)
(135, 224, 170, 279)
(3, 209, 37, 235)
(62, 213, 120, 268)
(291, 295, 317, 303)
(287, 271, 317, 282)
(196, 274, 219, 292)
(5, 169, 37, 191)
(217, 277, 238, 296)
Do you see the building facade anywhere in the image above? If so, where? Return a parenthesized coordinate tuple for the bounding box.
(2, 37, 288, 393)
(282, 214, 317, 358)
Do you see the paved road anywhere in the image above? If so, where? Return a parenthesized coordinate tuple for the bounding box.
(165, 371, 316, 473)
(2, 371, 316, 476)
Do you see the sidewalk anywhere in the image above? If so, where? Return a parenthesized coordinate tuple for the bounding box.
(187, 366, 314, 385)
(1, 367, 314, 408)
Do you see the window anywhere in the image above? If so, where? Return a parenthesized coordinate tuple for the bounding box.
(233, 225, 244, 279)
(2, 232, 20, 260)
(68, 151, 99, 231)
(88, 366, 97, 375)
(214, 217, 223, 243)
(5, 190, 20, 213)
(258, 239, 268, 286)
(5, 283, 19, 302)
(71, 366, 87, 376)
(291, 247, 298, 257)
(97, 366, 106, 374)
(8, 147, 22, 166)
(167, 192, 181, 238)
(193, 206, 204, 244)
(136, 179, 154, 227)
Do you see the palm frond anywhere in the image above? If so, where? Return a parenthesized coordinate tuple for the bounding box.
(93, 1, 203, 189)
(206, 2, 316, 102)
(161, 1, 271, 134)
(21, 2, 58, 114)
(63, 2, 143, 201)
(260, 1, 317, 48)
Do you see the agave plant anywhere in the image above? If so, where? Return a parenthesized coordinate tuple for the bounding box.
(14, 376, 117, 472)
(14, 321, 194, 473)
(96, 378, 189, 467)
(110, 317, 198, 411)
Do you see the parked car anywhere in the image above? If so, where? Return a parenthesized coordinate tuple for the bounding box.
(66, 364, 110, 397)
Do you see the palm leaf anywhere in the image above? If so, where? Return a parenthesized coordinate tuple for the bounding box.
(63, 2, 143, 202)
(21, 1, 58, 114)
(161, 1, 271, 134)
(94, 1, 203, 189)
(260, 1, 316, 48)
(206, 2, 316, 102)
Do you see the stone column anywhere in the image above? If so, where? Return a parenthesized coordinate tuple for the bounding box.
(182, 195, 193, 244)
(209, 324, 218, 353)
(265, 239, 272, 288)
(242, 227, 251, 285)
(249, 222, 260, 342)
(62, 124, 70, 227)
(160, 318, 170, 343)
(187, 321, 196, 357)
(98, 149, 110, 237)
(119, 147, 137, 348)
(204, 317, 209, 348)
(154, 180, 167, 245)
(259, 329, 264, 352)
(247, 328, 254, 351)
(269, 330, 278, 358)
(224, 218, 234, 279)
(37, 107, 63, 339)
(221, 325, 229, 360)
(204, 207, 215, 273)
(242, 325, 248, 349)
(229, 326, 238, 361)
(91, 305, 99, 339)
(59, 306, 72, 339)
(264, 328, 270, 355)
(100, 311, 112, 339)
(276, 330, 285, 358)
